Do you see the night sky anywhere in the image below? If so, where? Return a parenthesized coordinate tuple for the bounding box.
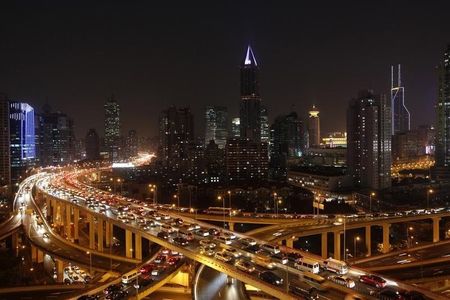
(1, 1, 449, 138)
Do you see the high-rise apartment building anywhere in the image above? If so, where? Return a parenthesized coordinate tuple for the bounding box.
(260, 105, 269, 143)
(436, 45, 450, 169)
(204, 106, 228, 148)
(0, 94, 10, 188)
(126, 130, 138, 158)
(391, 64, 410, 134)
(347, 90, 392, 190)
(308, 105, 320, 148)
(38, 104, 75, 166)
(159, 106, 194, 160)
(104, 95, 121, 162)
(239, 46, 262, 142)
(9, 102, 36, 183)
(85, 128, 100, 161)
(225, 138, 268, 182)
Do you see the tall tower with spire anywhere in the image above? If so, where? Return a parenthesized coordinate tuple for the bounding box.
(239, 45, 261, 142)
(391, 64, 410, 134)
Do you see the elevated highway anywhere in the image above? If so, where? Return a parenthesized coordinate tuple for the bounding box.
(30, 168, 445, 300)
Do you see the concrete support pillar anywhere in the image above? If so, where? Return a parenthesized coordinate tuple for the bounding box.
(97, 218, 104, 252)
(105, 222, 112, 247)
(31, 245, 44, 263)
(382, 223, 391, 254)
(73, 208, 79, 242)
(88, 214, 95, 249)
(45, 197, 51, 217)
(365, 225, 371, 257)
(333, 231, 341, 260)
(52, 199, 57, 223)
(125, 230, 133, 258)
(228, 222, 234, 231)
(135, 232, 142, 260)
(65, 204, 72, 240)
(55, 259, 64, 283)
(433, 217, 441, 243)
(286, 239, 294, 248)
(321, 232, 328, 259)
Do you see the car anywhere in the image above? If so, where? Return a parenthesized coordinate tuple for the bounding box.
(259, 271, 283, 286)
(359, 274, 386, 288)
(240, 238, 257, 246)
(139, 264, 156, 274)
(104, 284, 122, 295)
(154, 255, 166, 264)
(271, 252, 288, 264)
(168, 256, 180, 265)
(139, 276, 153, 287)
(157, 231, 169, 239)
(199, 246, 215, 256)
(329, 275, 355, 288)
(77, 296, 99, 300)
(215, 252, 233, 263)
(195, 229, 210, 237)
(173, 237, 189, 246)
(223, 247, 242, 258)
(208, 228, 220, 236)
(200, 240, 216, 248)
(235, 259, 255, 273)
(106, 290, 127, 300)
(151, 266, 166, 276)
(378, 289, 405, 300)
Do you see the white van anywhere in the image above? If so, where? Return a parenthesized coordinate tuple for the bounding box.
(262, 243, 280, 254)
(215, 235, 232, 245)
(323, 258, 348, 275)
(294, 257, 320, 274)
(122, 270, 141, 284)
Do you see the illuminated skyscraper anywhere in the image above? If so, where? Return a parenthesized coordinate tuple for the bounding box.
(205, 106, 228, 148)
(0, 94, 10, 187)
(391, 64, 410, 134)
(9, 102, 36, 183)
(126, 129, 138, 158)
(260, 105, 269, 143)
(239, 45, 261, 142)
(436, 45, 450, 170)
(308, 105, 320, 148)
(38, 105, 75, 166)
(231, 118, 240, 137)
(104, 95, 121, 162)
(347, 90, 391, 190)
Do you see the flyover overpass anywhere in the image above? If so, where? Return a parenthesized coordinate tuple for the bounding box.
(28, 168, 445, 300)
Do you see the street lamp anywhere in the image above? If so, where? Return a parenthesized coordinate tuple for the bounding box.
(217, 195, 225, 228)
(273, 192, 277, 216)
(148, 184, 157, 204)
(427, 189, 433, 210)
(173, 194, 179, 208)
(354, 236, 360, 258)
(369, 192, 375, 212)
(407, 226, 414, 248)
(86, 251, 92, 275)
(227, 190, 232, 224)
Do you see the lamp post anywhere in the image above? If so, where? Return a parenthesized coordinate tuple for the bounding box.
(148, 184, 157, 204)
(273, 192, 277, 215)
(86, 251, 92, 276)
(227, 190, 232, 224)
(354, 236, 360, 258)
(218, 195, 225, 228)
(407, 226, 414, 248)
(173, 194, 179, 208)
(427, 189, 433, 210)
(369, 192, 375, 212)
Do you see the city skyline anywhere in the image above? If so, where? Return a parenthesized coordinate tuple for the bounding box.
(1, 1, 449, 138)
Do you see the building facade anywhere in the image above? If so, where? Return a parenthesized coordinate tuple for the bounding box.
(347, 90, 392, 190)
(9, 102, 36, 183)
(126, 130, 139, 158)
(231, 118, 240, 137)
(436, 45, 450, 169)
(0, 94, 10, 188)
(204, 106, 228, 149)
(85, 128, 100, 161)
(104, 95, 121, 162)
(159, 106, 194, 161)
(308, 105, 320, 148)
(239, 46, 262, 142)
(260, 105, 269, 143)
(225, 138, 268, 182)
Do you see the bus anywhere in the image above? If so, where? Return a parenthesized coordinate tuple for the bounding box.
(294, 257, 321, 274)
(205, 207, 241, 216)
(323, 258, 348, 275)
